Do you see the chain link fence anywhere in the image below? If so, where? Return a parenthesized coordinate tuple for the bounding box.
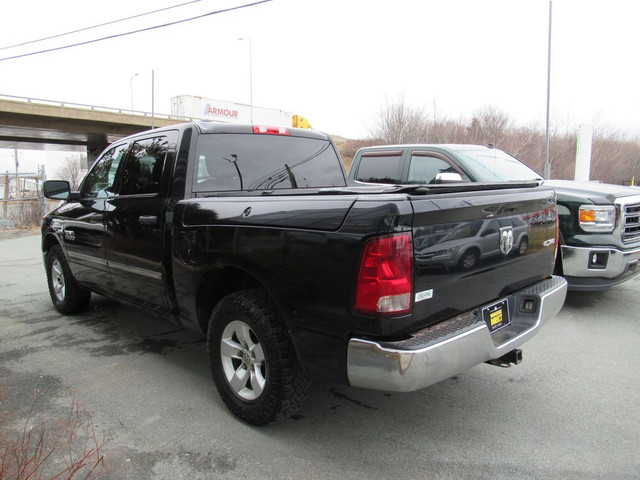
(1, 172, 57, 229)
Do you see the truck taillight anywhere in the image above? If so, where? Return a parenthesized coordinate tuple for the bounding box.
(355, 233, 413, 316)
(253, 125, 290, 135)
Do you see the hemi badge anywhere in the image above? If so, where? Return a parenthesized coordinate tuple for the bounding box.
(415, 289, 433, 303)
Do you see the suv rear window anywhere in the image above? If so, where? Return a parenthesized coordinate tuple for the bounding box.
(193, 134, 346, 192)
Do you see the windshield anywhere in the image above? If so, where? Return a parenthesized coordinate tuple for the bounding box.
(193, 134, 346, 192)
(456, 149, 543, 182)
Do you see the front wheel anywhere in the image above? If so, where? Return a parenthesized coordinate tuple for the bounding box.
(458, 249, 479, 270)
(46, 245, 91, 314)
(207, 290, 311, 425)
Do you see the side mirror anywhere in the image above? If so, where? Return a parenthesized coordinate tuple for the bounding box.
(434, 172, 464, 184)
(44, 180, 71, 199)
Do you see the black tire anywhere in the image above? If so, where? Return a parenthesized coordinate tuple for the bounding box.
(207, 289, 311, 426)
(46, 245, 91, 314)
(516, 236, 529, 256)
(458, 249, 479, 271)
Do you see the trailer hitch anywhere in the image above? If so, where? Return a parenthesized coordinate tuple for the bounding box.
(485, 349, 523, 368)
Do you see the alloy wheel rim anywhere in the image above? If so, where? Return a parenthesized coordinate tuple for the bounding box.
(463, 253, 476, 269)
(220, 320, 266, 401)
(51, 259, 65, 302)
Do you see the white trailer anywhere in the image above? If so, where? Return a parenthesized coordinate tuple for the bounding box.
(171, 95, 293, 127)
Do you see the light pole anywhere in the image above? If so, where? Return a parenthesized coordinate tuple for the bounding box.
(238, 37, 254, 123)
(130, 73, 139, 112)
(544, 1, 553, 179)
(151, 69, 155, 129)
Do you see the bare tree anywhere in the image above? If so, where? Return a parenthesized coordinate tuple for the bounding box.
(370, 95, 427, 144)
(337, 138, 382, 172)
(591, 132, 640, 185)
(361, 97, 640, 184)
(466, 106, 512, 146)
(55, 155, 85, 190)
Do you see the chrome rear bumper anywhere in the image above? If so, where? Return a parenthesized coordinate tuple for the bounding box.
(347, 276, 567, 392)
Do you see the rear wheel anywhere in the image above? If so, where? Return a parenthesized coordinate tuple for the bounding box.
(207, 290, 311, 425)
(46, 245, 91, 314)
(516, 236, 529, 256)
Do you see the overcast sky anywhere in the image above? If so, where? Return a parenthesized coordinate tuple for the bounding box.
(1, 0, 638, 172)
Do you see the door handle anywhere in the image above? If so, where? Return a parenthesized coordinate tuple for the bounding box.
(139, 215, 158, 225)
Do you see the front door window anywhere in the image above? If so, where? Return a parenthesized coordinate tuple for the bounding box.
(82, 144, 128, 198)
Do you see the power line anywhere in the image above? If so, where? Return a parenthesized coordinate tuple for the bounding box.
(0, 0, 272, 62)
(0, 0, 206, 52)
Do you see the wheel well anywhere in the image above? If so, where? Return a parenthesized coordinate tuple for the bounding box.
(42, 234, 60, 255)
(462, 247, 480, 258)
(196, 267, 264, 333)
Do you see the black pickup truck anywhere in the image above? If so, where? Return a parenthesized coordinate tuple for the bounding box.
(42, 123, 567, 425)
(348, 144, 640, 290)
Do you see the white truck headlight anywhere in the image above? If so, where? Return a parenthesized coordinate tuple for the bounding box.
(579, 205, 616, 232)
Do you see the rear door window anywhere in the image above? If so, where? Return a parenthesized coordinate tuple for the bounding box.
(353, 151, 403, 184)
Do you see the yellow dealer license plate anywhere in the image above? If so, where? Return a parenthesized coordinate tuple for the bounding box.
(483, 299, 510, 333)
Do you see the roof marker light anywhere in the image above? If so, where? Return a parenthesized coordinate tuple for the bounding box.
(253, 125, 290, 135)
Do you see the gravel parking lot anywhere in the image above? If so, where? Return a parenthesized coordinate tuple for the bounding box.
(1, 234, 639, 479)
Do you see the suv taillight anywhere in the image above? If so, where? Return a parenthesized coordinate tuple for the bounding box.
(355, 233, 413, 316)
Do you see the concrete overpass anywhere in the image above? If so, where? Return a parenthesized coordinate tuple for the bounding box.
(0, 94, 193, 164)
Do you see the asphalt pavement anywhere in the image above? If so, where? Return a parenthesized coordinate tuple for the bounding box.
(1, 234, 638, 479)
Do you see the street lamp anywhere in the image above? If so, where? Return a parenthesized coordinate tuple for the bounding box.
(151, 69, 155, 129)
(544, 1, 553, 179)
(238, 37, 254, 123)
(130, 73, 139, 112)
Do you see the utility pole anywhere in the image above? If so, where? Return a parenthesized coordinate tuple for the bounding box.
(13, 147, 24, 220)
(13, 147, 19, 199)
(40, 164, 47, 217)
(2, 172, 8, 219)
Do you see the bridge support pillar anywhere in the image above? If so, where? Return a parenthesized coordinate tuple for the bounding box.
(86, 134, 109, 169)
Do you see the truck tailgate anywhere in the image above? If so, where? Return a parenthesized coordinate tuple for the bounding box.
(410, 186, 558, 329)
